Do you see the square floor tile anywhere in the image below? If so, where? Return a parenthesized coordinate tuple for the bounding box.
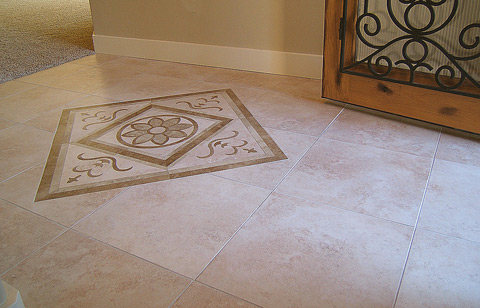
(323, 105, 440, 158)
(418, 159, 480, 242)
(73, 174, 270, 278)
(1, 231, 190, 308)
(436, 129, 480, 167)
(244, 90, 344, 135)
(276, 138, 431, 225)
(0, 200, 65, 274)
(0, 86, 85, 122)
(0, 164, 124, 226)
(172, 283, 259, 308)
(395, 229, 480, 308)
(17, 63, 90, 86)
(36, 89, 285, 201)
(213, 127, 317, 189)
(198, 193, 412, 308)
(0, 80, 36, 99)
(92, 73, 200, 101)
(0, 125, 53, 182)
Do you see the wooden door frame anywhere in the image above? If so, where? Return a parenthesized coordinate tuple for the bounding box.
(322, 0, 480, 134)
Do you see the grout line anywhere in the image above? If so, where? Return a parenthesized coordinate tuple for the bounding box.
(0, 160, 46, 184)
(392, 127, 443, 308)
(0, 84, 40, 101)
(192, 106, 346, 281)
(69, 186, 132, 230)
(66, 229, 193, 282)
(167, 281, 194, 308)
(1, 229, 69, 277)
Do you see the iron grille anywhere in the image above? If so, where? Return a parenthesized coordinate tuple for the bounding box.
(340, 0, 480, 99)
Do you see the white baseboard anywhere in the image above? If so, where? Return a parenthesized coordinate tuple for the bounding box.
(93, 35, 323, 79)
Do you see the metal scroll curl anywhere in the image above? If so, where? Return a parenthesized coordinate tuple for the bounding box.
(341, 0, 480, 98)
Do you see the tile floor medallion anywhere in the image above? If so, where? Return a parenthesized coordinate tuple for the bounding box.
(36, 89, 286, 201)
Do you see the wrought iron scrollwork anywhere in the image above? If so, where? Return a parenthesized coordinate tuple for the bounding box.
(340, 0, 480, 98)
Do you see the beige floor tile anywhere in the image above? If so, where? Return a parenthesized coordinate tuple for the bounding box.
(41, 66, 142, 95)
(0, 200, 65, 274)
(187, 81, 268, 104)
(270, 76, 322, 100)
(323, 106, 441, 158)
(16, 63, 90, 86)
(395, 229, 480, 308)
(24, 96, 114, 133)
(0, 125, 53, 181)
(97, 57, 173, 75)
(172, 282, 259, 308)
(0, 118, 17, 131)
(23, 108, 64, 133)
(74, 174, 270, 278)
(0, 164, 124, 226)
(199, 193, 412, 308)
(418, 159, 480, 243)
(436, 129, 480, 167)
(65, 94, 114, 108)
(0, 86, 86, 122)
(1, 231, 190, 308)
(146, 61, 222, 81)
(276, 139, 431, 225)
(93, 73, 200, 101)
(69, 53, 120, 66)
(244, 91, 344, 135)
(205, 68, 288, 90)
(0, 80, 36, 99)
(214, 128, 317, 189)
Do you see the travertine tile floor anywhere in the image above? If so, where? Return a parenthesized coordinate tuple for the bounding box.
(0, 54, 479, 308)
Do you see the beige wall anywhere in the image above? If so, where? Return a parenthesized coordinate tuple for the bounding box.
(89, 0, 325, 55)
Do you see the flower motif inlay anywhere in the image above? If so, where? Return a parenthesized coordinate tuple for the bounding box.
(116, 115, 198, 148)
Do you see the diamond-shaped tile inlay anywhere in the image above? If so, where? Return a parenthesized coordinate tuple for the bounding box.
(36, 90, 286, 201)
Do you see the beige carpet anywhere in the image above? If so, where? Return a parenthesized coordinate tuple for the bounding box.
(0, 0, 94, 83)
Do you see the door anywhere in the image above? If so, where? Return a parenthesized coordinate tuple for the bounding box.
(322, 0, 480, 134)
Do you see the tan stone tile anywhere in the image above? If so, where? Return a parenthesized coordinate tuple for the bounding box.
(16, 63, 90, 86)
(69, 53, 120, 66)
(0, 125, 53, 181)
(0, 200, 65, 274)
(187, 81, 267, 104)
(0, 164, 124, 226)
(323, 106, 441, 158)
(199, 193, 412, 308)
(172, 282, 259, 308)
(23, 108, 63, 133)
(1, 231, 190, 308)
(98, 57, 171, 75)
(0, 80, 36, 99)
(205, 68, 288, 90)
(24, 96, 115, 132)
(147, 61, 222, 81)
(395, 229, 480, 308)
(245, 91, 344, 135)
(0, 86, 86, 122)
(214, 128, 317, 189)
(74, 174, 270, 278)
(418, 159, 480, 243)
(436, 129, 480, 167)
(276, 139, 431, 225)
(41, 66, 142, 95)
(271, 76, 322, 100)
(0, 118, 17, 131)
(65, 95, 114, 108)
(93, 73, 199, 101)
